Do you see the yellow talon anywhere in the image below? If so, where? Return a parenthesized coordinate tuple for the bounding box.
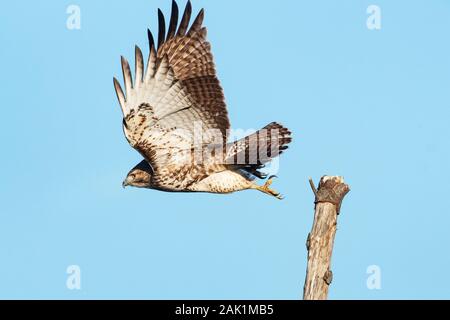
(255, 175, 284, 200)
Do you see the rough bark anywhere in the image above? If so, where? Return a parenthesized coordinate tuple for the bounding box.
(303, 176, 350, 300)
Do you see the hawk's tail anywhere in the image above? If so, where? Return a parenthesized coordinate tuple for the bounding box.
(226, 122, 292, 179)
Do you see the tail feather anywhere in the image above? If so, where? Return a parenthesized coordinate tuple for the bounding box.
(225, 122, 292, 178)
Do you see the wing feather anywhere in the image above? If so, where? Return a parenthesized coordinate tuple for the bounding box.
(114, 1, 230, 180)
(177, 0, 192, 37)
(188, 9, 204, 36)
(147, 29, 155, 51)
(166, 0, 179, 41)
(157, 18, 230, 136)
(134, 46, 144, 86)
(157, 9, 166, 50)
(113, 77, 126, 116)
(145, 46, 157, 82)
(121, 56, 133, 95)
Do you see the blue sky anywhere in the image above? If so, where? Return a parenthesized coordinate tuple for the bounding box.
(1, 0, 449, 299)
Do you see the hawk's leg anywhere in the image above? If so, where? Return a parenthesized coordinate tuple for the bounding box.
(254, 175, 284, 200)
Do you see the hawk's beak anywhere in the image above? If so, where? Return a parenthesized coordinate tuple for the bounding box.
(122, 180, 129, 188)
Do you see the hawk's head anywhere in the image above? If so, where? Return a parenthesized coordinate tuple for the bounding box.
(122, 160, 153, 189)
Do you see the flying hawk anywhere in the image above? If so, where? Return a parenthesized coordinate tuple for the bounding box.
(114, 0, 292, 199)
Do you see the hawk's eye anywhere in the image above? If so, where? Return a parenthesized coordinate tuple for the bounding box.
(130, 173, 136, 179)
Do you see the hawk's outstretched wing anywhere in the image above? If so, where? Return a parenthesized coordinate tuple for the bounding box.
(113, 0, 230, 174)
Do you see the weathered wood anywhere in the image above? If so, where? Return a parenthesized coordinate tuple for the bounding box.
(303, 176, 350, 300)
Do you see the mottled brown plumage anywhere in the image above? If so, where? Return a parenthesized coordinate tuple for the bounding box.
(114, 0, 292, 199)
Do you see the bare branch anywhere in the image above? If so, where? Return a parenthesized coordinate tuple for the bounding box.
(303, 176, 350, 300)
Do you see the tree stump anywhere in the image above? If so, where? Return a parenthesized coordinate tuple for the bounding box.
(303, 176, 350, 300)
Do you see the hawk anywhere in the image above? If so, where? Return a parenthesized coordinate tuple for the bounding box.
(114, 0, 292, 199)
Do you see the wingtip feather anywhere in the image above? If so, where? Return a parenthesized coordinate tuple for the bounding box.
(177, 0, 192, 36)
(188, 8, 204, 35)
(157, 8, 166, 49)
(135, 45, 144, 83)
(121, 56, 133, 92)
(167, 0, 179, 40)
(113, 77, 126, 114)
(147, 28, 155, 51)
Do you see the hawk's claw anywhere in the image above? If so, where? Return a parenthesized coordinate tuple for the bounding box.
(255, 175, 284, 200)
